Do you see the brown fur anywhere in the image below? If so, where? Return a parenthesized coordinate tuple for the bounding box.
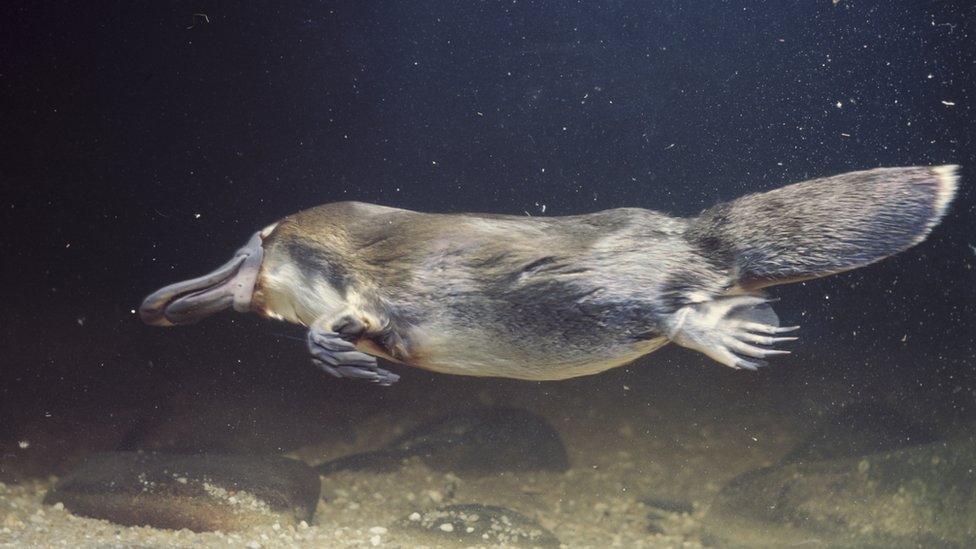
(250, 166, 958, 379)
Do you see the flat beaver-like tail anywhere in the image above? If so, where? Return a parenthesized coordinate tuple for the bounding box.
(688, 165, 959, 290)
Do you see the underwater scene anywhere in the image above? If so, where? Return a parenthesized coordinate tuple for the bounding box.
(2, 2, 974, 548)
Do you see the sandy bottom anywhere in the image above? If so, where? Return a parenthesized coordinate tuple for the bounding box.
(0, 328, 968, 548)
(0, 365, 808, 549)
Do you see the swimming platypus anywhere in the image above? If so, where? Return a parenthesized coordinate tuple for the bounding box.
(140, 165, 959, 385)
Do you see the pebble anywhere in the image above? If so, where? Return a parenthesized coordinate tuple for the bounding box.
(315, 407, 569, 477)
(397, 503, 561, 547)
(705, 439, 976, 548)
(43, 452, 321, 532)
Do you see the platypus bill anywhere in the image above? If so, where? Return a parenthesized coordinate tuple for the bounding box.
(141, 166, 959, 386)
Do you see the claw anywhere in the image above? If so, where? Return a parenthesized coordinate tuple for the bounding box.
(737, 332, 799, 346)
(732, 358, 767, 371)
(739, 322, 800, 334)
(665, 295, 799, 369)
(316, 363, 400, 385)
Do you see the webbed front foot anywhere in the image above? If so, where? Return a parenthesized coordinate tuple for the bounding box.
(665, 295, 799, 370)
(307, 323, 400, 386)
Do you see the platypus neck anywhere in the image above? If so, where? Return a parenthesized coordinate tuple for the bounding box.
(253, 255, 345, 326)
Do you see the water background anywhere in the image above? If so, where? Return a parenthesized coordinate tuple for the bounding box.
(1, 0, 973, 501)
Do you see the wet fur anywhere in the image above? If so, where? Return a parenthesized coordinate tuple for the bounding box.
(252, 166, 958, 380)
(257, 205, 706, 378)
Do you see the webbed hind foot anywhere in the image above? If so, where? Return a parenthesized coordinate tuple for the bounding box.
(665, 295, 798, 370)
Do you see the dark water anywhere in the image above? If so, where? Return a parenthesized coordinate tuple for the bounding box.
(1, 1, 974, 545)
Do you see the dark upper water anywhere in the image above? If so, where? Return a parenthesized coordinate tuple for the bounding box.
(1, 0, 973, 507)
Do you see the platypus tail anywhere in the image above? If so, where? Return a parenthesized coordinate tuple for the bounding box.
(688, 165, 959, 290)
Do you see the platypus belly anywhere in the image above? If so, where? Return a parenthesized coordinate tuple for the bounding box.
(141, 165, 958, 385)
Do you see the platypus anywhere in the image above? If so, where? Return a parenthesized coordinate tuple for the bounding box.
(140, 165, 959, 385)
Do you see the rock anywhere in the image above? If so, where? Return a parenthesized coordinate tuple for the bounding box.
(315, 407, 568, 476)
(702, 439, 976, 549)
(782, 401, 936, 464)
(43, 452, 320, 532)
(640, 496, 695, 534)
(396, 503, 560, 547)
(639, 496, 694, 516)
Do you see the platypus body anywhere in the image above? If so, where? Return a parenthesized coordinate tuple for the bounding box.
(141, 166, 959, 385)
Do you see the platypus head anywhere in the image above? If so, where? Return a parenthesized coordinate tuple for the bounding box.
(140, 225, 276, 326)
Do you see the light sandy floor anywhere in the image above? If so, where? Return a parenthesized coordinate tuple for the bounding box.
(0, 334, 968, 548)
(0, 356, 816, 549)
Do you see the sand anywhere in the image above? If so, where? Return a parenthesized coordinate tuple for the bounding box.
(0, 359, 816, 549)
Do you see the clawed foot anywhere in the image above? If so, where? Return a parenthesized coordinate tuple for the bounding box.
(307, 327, 400, 386)
(665, 295, 798, 370)
(716, 319, 798, 370)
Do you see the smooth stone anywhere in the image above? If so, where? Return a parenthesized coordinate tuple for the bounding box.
(639, 496, 694, 516)
(43, 452, 321, 532)
(702, 439, 976, 549)
(315, 407, 568, 476)
(396, 503, 560, 547)
(782, 401, 936, 464)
